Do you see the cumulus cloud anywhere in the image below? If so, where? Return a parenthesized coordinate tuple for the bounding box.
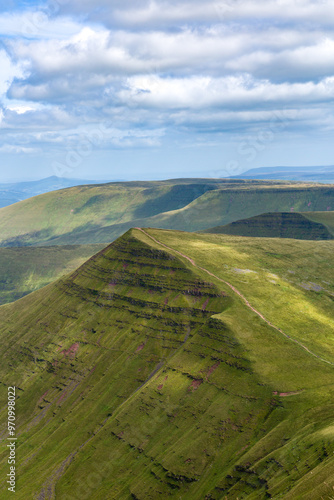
(111, 0, 334, 27)
(1, 0, 334, 178)
(228, 36, 334, 81)
(55, 0, 334, 28)
(0, 10, 84, 39)
(118, 75, 334, 110)
(9, 26, 245, 80)
(7, 24, 334, 107)
(0, 48, 25, 97)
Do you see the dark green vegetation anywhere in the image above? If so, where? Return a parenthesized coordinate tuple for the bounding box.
(0, 179, 333, 246)
(203, 211, 334, 240)
(0, 228, 333, 499)
(0, 244, 104, 305)
(305, 211, 334, 235)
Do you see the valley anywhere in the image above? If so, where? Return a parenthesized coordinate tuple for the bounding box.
(0, 244, 104, 305)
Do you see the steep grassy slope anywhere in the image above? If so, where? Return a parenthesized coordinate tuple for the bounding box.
(203, 212, 334, 240)
(0, 244, 104, 305)
(305, 211, 334, 235)
(0, 179, 332, 247)
(144, 229, 334, 362)
(148, 185, 334, 233)
(0, 229, 333, 499)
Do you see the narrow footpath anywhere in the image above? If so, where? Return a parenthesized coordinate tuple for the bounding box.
(136, 228, 333, 367)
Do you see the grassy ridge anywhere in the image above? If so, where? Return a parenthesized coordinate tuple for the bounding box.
(144, 229, 334, 361)
(0, 180, 222, 246)
(305, 211, 334, 234)
(203, 211, 334, 240)
(152, 185, 334, 232)
(0, 229, 333, 498)
(0, 244, 104, 305)
(0, 180, 332, 247)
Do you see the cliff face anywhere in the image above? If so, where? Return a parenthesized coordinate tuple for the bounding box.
(0, 229, 333, 499)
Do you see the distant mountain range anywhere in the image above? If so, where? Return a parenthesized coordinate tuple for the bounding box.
(233, 165, 334, 183)
(0, 168, 333, 209)
(0, 178, 333, 247)
(0, 176, 110, 208)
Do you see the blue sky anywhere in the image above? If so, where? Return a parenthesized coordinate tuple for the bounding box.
(0, 0, 334, 181)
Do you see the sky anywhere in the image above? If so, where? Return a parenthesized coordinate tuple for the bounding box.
(0, 0, 334, 182)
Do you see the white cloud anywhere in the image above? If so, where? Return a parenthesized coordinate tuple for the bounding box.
(112, 0, 334, 27)
(0, 49, 25, 97)
(6, 105, 35, 114)
(0, 105, 75, 131)
(118, 75, 334, 110)
(1, 0, 334, 176)
(0, 10, 87, 39)
(0, 124, 165, 151)
(0, 145, 40, 154)
(228, 36, 334, 80)
(8, 24, 334, 100)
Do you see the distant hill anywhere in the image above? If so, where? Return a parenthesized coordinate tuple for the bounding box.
(1, 171, 333, 209)
(233, 166, 334, 183)
(203, 212, 334, 240)
(0, 176, 111, 208)
(0, 178, 333, 247)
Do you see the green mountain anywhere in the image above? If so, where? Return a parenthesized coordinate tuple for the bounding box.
(203, 212, 334, 240)
(0, 244, 104, 305)
(0, 228, 333, 499)
(0, 179, 333, 247)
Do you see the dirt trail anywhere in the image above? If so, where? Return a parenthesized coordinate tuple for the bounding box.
(136, 228, 333, 367)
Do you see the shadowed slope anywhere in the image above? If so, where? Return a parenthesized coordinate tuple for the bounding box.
(0, 180, 223, 247)
(0, 244, 104, 305)
(203, 212, 334, 240)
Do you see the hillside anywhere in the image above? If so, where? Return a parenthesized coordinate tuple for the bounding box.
(203, 212, 334, 240)
(0, 178, 223, 246)
(0, 244, 104, 305)
(0, 179, 333, 247)
(0, 229, 333, 499)
(305, 211, 334, 234)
